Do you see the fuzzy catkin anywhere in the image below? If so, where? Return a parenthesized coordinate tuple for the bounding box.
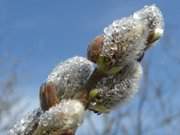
(88, 61, 143, 112)
(47, 56, 95, 99)
(101, 5, 164, 68)
(35, 100, 85, 135)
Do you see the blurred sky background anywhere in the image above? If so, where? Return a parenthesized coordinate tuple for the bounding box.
(0, 0, 180, 134)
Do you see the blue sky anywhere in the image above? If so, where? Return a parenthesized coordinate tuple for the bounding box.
(0, 0, 180, 125)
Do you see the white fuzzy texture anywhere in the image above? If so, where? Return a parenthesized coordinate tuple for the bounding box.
(102, 5, 164, 67)
(9, 100, 85, 135)
(133, 5, 164, 32)
(87, 5, 164, 113)
(35, 100, 85, 134)
(9, 109, 42, 135)
(89, 61, 143, 112)
(103, 16, 146, 65)
(47, 56, 94, 99)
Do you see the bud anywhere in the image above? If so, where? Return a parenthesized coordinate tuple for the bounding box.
(133, 4, 164, 48)
(87, 5, 164, 113)
(87, 35, 104, 63)
(87, 5, 164, 74)
(39, 56, 105, 112)
(35, 100, 85, 134)
(88, 61, 143, 113)
(39, 82, 59, 111)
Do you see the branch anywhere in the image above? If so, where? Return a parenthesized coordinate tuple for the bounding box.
(9, 5, 164, 135)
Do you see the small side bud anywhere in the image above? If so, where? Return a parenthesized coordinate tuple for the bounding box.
(87, 35, 104, 63)
(39, 82, 59, 111)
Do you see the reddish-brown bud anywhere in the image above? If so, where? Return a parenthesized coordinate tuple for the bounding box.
(87, 35, 104, 63)
(39, 82, 59, 111)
